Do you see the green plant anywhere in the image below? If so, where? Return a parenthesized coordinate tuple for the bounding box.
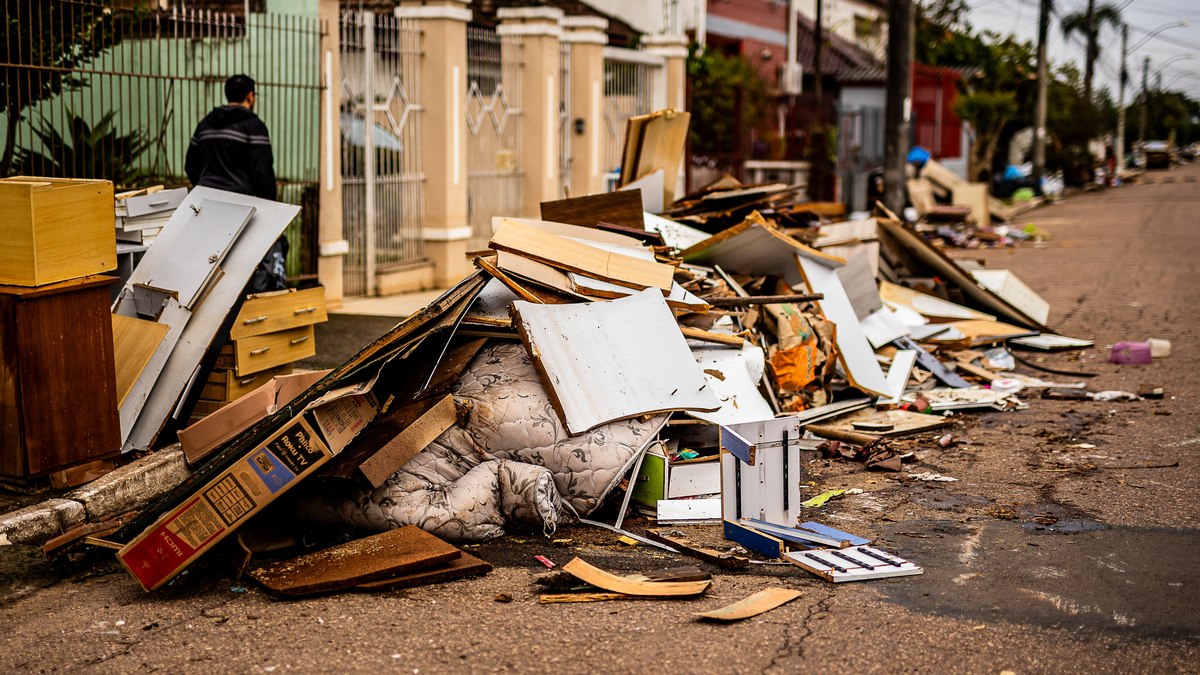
(685, 44, 772, 158)
(1, 2, 127, 175)
(954, 90, 1017, 182)
(15, 110, 151, 187)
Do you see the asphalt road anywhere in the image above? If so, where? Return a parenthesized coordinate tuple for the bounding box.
(2, 165, 1199, 673)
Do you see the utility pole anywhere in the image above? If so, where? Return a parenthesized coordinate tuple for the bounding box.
(814, 0, 824, 114)
(1140, 55, 1149, 144)
(1117, 24, 1127, 171)
(1084, 0, 1096, 102)
(883, 0, 913, 218)
(1032, 0, 1051, 186)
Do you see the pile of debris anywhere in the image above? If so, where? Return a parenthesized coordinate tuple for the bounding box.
(906, 157, 1047, 249)
(29, 110, 1127, 601)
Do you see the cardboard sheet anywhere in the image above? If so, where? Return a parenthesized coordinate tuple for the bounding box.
(512, 288, 720, 434)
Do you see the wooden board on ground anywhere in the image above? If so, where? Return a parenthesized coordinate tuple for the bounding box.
(490, 219, 674, 292)
(645, 529, 750, 569)
(111, 314, 170, 407)
(355, 550, 492, 592)
(249, 526, 462, 598)
(695, 587, 802, 622)
(823, 408, 953, 437)
(561, 557, 712, 597)
(540, 191, 645, 230)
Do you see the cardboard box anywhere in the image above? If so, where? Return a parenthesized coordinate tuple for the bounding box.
(118, 416, 334, 590)
(0, 176, 116, 286)
(178, 370, 331, 466)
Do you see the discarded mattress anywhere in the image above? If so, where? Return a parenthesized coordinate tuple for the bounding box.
(303, 342, 668, 541)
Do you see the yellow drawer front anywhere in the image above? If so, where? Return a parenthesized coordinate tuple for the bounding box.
(230, 286, 327, 339)
(234, 325, 315, 376)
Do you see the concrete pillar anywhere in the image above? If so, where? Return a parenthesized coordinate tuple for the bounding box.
(561, 16, 608, 198)
(316, 0, 345, 307)
(396, 0, 472, 286)
(643, 34, 689, 113)
(498, 7, 564, 216)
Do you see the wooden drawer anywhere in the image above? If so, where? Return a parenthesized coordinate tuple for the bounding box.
(230, 286, 327, 339)
(204, 364, 294, 402)
(234, 325, 315, 376)
(0, 177, 116, 286)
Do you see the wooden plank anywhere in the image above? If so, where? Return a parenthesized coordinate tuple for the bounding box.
(539, 191, 645, 230)
(819, 408, 953, 437)
(682, 212, 844, 289)
(618, 109, 691, 205)
(230, 286, 328, 339)
(796, 256, 893, 398)
(876, 219, 1052, 331)
(249, 526, 462, 598)
(644, 529, 750, 569)
(490, 219, 675, 292)
(111, 313, 169, 407)
(356, 395, 460, 488)
(944, 319, 1038, 344)
(722, 520, 785, 559)
(952, 183, 990, 226)
(679, 326, 745, 347)
(354, 550, 492, 592)
(513, 288, 721, 434)
(560, 557, 712, 597)
(538, 592, 640, 604)
(879, 280, 995, 322)
(695, 587, 803, 621)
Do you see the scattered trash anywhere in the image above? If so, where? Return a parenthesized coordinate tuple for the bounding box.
(534, 556, 557, 569)
(907, 472, 959, 482)
(1109, 341, 1153, 365)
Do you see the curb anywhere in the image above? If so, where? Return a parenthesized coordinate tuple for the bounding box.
(0, 445, 191, 546)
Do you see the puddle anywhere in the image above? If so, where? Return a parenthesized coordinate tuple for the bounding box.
(879, 521, 1200, 641)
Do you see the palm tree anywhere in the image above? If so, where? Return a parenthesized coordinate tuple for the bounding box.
(1061, 0, 1123, 103)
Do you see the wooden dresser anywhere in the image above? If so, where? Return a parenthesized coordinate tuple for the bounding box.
(0, 275, 121, 482)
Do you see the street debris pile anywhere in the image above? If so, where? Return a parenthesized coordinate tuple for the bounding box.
(2, 111, 1170, 606)
(906, 156, 1047, 249)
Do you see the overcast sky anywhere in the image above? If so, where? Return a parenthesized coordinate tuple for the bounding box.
(963, 0, 1200, 100)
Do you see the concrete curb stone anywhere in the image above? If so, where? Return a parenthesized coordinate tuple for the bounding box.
(0, 499, 86, 546)
(65, 445, 190, 522)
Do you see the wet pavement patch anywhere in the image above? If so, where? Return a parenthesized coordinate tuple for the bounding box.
(879, 521, 1200, 641)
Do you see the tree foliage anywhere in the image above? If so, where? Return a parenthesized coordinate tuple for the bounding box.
(1060, 2, 1122, 102)
(15, 110, 150, 187)
(1, 1, 124, 175)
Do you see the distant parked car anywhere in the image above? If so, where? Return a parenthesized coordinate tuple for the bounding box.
(1181, 143, 1199, 160)
(1143, 141, 1173, 169)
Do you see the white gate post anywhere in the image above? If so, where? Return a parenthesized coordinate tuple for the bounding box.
(561, 16, 608, 197)
(396, 0, 472, 287)
(498, 7, 563, 216)
(317, 0, 345, 306)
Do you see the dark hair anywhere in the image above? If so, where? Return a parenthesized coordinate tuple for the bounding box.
(225, 74, 256, 103)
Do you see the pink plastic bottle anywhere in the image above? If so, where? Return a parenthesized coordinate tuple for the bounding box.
(1109, 341, 1153, 365)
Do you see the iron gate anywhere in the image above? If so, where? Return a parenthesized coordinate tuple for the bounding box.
(466, 26, 524, 251)
(340, 11, 425, 297)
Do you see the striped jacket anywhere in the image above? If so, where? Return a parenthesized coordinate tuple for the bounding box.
(185, 105, 276, 200)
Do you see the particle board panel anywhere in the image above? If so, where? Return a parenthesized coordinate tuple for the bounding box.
(796, 256, 893, 398)
(250, 526, 462, 597)
(879, 280, 995, 322)
(618, 109, 691, 205)
(229, 286, 328, 339)
(490, 219, 675, 292)
(822, 408, 953, 437)
(111, 314, 170, 407)
(561, 557, 712, 597)
(512, 288, 721, 435)
(539, 191, 645, 230)
(353, 395, 461, 488)
(354, 550, 492, 592)
(876, 349, 918, 407)
(681, 212, 844, 289)
(496, 215, 646, 248)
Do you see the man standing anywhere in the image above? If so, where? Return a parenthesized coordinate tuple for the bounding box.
(185, 74, 287, 291)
